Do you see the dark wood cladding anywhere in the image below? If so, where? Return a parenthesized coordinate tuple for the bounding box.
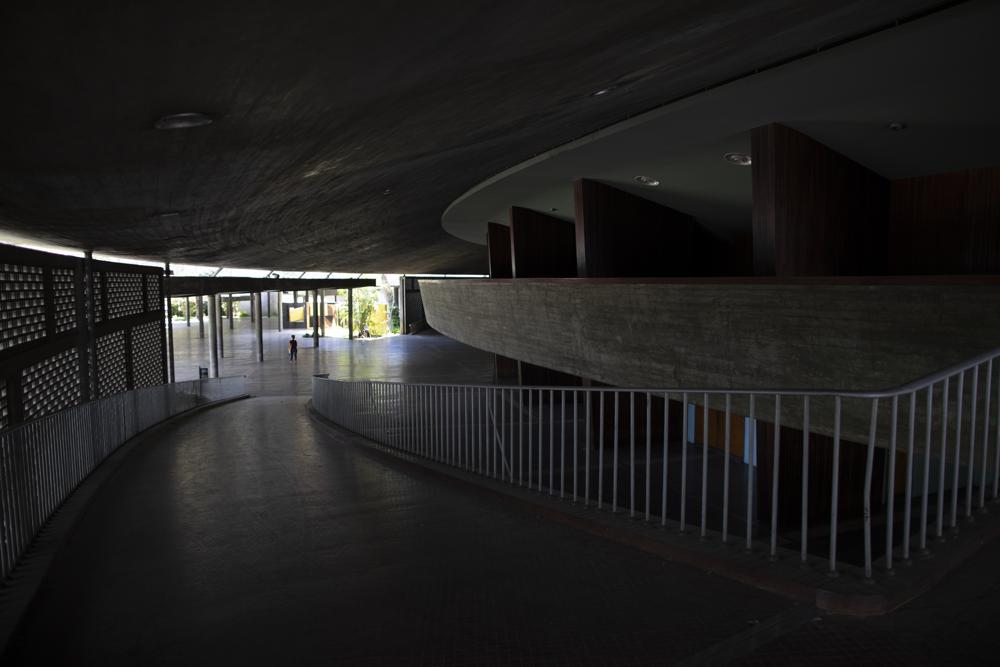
(890, 166, 1000, 274)
(574, 178, 702, 278)
(487, 222, 513, 279)
(509, 207, 577, 278)
(752, 124, 889, 276)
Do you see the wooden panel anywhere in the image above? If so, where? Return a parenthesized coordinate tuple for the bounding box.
(889, 166, 1000, 274)
(509, 207, 576, 278)
(487, 222, 513, 279)
(752, 124, 890, 276)
(574, 178, 705, 278)
(694, 405, 746, 458)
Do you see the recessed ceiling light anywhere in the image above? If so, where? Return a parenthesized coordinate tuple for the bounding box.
(888, 121, 907, 132)
(724, 152, 752, 166)
(154, 112, 213, 130)
(382, 188, 392, 196)
(590, 86, 616, 97)
(152, 211, 182, 219)
(634, 175, 660, 186)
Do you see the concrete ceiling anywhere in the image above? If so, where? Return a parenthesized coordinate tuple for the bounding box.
(444, 0, 1000, 245)
(0, 1, 956, 272)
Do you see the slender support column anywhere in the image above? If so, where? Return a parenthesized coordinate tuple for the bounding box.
(267, 291, 272, 318)
(277, 290, 283, 331)
(208, 293, 220, 377)
(198, 295, 205, 338)
(399, 275, 407, 334)
(228, 293, 234, 329)
(320, 290, 326, 337)
(255, 292, 264, 362)
(165, 261, 175, 383)
(250, 293, 255, 323)
(312, 289, 320, 347)
(218, 294, 225, 358)
(348, 288, 354, 340)
(186, 296, 191, 326)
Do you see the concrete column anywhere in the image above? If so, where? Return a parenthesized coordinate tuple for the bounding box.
(217, 294, 225, 358)
(255, 292, 264, 362)
(267, 291, 272, 318)
(186, 296, 191, 326)
(399, 275, 406, 334)
(348, 288, 354, 340)
(312, 289, 320, 347)
(208, 293, 219, 377)
(320, 290, 326, 337)
(165, 261, 175, 383)
(228, 293, 234, 329)
(198, 296, 205, 338)
(250, 293, 255, 323)
(277, 290, 283, 331)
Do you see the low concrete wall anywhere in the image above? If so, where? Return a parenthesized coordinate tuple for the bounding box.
(421, 278, 1000, 449)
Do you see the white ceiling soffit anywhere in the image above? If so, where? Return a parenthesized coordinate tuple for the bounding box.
(442, 1, 1000, 246)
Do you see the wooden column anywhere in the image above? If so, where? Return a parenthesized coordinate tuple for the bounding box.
(573, 178, 704, 278)
(752, 123, 889, 276)
(487, 223, 512, 279)
(889, 166, 1000, 274)
(509, 206, 576, 278)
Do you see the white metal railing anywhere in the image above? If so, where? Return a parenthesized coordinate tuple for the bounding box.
(313, 348, 1000, 581)
(0, 376, 247, 582)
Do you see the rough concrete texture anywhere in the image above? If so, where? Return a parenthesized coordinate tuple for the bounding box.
(421, 278, 1000, 447)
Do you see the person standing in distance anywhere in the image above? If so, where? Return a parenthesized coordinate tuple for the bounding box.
(288, 334, 298, 363)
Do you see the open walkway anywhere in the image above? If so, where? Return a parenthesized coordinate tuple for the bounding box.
(171, 317, 496, 395)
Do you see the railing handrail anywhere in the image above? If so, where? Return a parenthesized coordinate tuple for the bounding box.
(313, 346, 1000, 398)
(0, 375, 247, 436)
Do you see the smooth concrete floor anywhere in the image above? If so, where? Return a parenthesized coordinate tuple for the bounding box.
(1, 397, 790, 666)
(171, 316, 496, 395)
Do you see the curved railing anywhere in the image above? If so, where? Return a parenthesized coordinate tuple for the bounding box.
(314, 347, 1000, 581)
(0, 376, 248, 582)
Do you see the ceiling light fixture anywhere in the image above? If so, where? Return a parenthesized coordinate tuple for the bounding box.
(154, 211, 182, 219)
(634, 175, 660, 187)
(888, 121, 907, 132)
(382, 188, 392, 196)
(590, 86, 616, 97)
(724, 152, 752, 166)
(154, 112, 213, 130)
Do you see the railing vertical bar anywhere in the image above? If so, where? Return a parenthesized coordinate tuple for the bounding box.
(863, 398, 880, 580)
(613, 391, 619, 513)
(903, 391, 916, 560)
(920, 385, 933, 551)
(574, 391, 579, 503)
(681, 392, 688, 533)
(585, 393, 591, 506)
(886, 395, 899, 572)
(723, 393, 732, 543)
(800, 395, 809, 562)
(645, 392, 652, 521)
(549, 389, 555, 494)
(966, 365, 979, 518)
(598, 392, 604, 510)
(662, 392, 670, 526)
(769, 395, 781, 559)
(937, 377, 950, 538)
(561, 390, 566, 499)
(979, 359, 992, 508)
(630, 391, 636, 518)
(830, 396, 841, 574)
(951, 371, 964, 529)
(701, 392, 709, 538)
